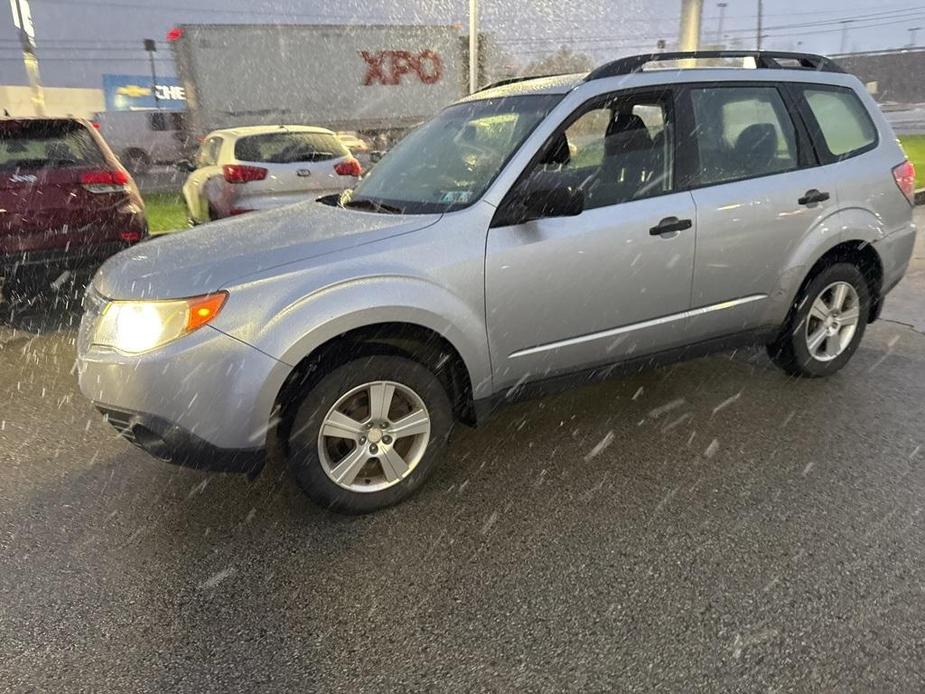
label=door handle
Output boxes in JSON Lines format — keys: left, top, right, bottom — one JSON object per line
{"left": 649, "top": 216, "right": 692, "bottom": 236}
{"left": 798, "top": 189, "right": 830, "bottom": 205}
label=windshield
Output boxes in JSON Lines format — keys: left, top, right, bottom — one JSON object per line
{"left": 345, "top": 94, "right": 562, "bottom": 214}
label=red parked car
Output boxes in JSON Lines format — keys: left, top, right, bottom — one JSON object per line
{"left": 0, "top": 117, "right": 147, "bottom": 302}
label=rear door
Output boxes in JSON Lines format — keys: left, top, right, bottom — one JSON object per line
{"left": 0, "top": 120, "right": 127, "bottom": 254}
{"left": 679, "top": 82, "right": 837, "bottom": 338}
{"left": 233, "top": 130, "right": 358, "bottom": 205}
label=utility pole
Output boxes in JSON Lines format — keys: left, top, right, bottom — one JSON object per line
{"left": 678, "top": 0, "right": 704, "bottom": 51}
{"left": 10, "top": 0, "right": 45, "bottom": 116}
{"left": 756, "top": 0, "right": 764, "bottom": 50}
{"left": 716, "top": 2, "right": 728, "bottom": 47}
{"left": 143, "top": 39, "right": 161, "bottom": 109}
{"left": 468, "top": 0, "right": 478, "bottom": 94}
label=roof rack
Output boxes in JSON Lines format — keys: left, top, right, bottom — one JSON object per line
{"left": 585, "top": 50, "right": 844, "bottom": 81}
{"left": 476, "top": 73, "right": 568, "bottom": 93}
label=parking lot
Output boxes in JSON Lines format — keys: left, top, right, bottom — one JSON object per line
{"left": 1, "top": 209, "right": 923, "bottom": 691}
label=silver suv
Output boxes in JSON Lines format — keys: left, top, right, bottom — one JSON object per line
{"left": 77, "top": 51, "right": 918, "bottom": 513}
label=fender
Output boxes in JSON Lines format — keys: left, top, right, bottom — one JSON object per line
{"left": 769, "top": 205, "right": 887, "bottom": 322}
{"left": 224, "top": 273, "right": 493, "bottom": 437}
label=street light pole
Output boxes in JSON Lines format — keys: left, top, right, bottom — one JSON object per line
{"left": 10, "top": 0, "right": 45, "bottom": 116}
{"left": 468, "top": 0, "right": 478, "bottom": 94}
{"left": 143, "top": 38, "right": 161, "bottom": 110}
{"left": 716, "top": 2, "right": 728, "bottom": 47}
{"left": 678, "top": 0, "right": 704, "bottom": 51}
{"left": 839, "top": 20, "right": 853, "bottom": 54}
{"left": 756, "top": 0, "right": 764, "bottom": 50}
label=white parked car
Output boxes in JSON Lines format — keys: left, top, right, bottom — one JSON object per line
{"left": 178, "top": 125, "right": 362, "bottom": 224}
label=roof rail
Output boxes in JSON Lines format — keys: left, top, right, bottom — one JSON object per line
{"left": 585, "top": 51, "right": 844, "bottom": 81}
{"left": 476, "top": 73, "right": 568, "bottom": 93}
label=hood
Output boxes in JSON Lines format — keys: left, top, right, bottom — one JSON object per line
{"left": 93, "top": 200, "right": 441, "bottom": 300}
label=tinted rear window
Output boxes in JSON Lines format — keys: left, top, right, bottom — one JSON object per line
{"left": 234, "top": 132, "right": 349, "bottom": 163}
{"left": 0, "top": 120, "right": 105, "bottom": 170}
{"left": 801, "top": 86, "right": 877, "bottom": 160}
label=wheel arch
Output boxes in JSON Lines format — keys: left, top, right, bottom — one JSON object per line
{"left": 269, "top": 321, "right": 479, "bottom": 458}
{"left": 781, "top": 206, "right": 888, "bottom": 325}
{"left": 791, "top": 239, "right": 884, "bottom": 324}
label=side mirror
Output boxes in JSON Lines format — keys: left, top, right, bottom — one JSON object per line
{"left": 174, "top": 159, "right": 196, "bottom": 173}
{"left": 495, "top": 183, "right": 584, "bottom": 227}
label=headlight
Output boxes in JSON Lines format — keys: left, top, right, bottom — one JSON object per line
{"left": 92, "top": 292, "right": 228, "bottom": 354}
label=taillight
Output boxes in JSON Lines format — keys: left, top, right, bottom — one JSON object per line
{"left": 223, "top": 164, "right": 267, "bottom": 183}
{"left": 334, "top": 158, "right": 363, "bottom": 177}
{"left": 91, "top": 121, "right": 101, "bottom": 130}
{"left": 81, "top": 169, "right": 130, "bottom": 194}
{"left": 120, "top": 230, "right": 143, "bottom": 243}
{"left": 892, "top": 160, "right": 916, "bottom": 205}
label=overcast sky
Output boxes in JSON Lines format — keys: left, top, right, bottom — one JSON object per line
{"left": 2, "top": 0, "right": 923, "bottom": 88}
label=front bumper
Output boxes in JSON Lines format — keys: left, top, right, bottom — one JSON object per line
{"left": 78, "top": 303, "right": 290, "bottom": 457}
{"left": 97, "top": 405, "right": 264, "bottom": 474}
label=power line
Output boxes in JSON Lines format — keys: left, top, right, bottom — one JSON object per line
{"left": 499, "top": 7, "right": 925, "bottom": 44}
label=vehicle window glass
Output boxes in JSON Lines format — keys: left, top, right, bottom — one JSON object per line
{"left": 149, "top": 112, "right": 167, "bottom": 131}
{"left": 208, "top": 138, "right": 223, "bottom": 165}
{"left": 689, "top": 86, "right": 798, "bottom": 186}
{"left": 195, "top": 137, "right": 220, "bottom": 167}
{"left": 802, "top": 87, "right": 877, "bottom": 158}
{"left": 530, "top": 92, "right": 673, "bottom": 210}
{"left": 0, "top": 120, "right": 105, "bottom": 170}
{"left": 235, "top": 132, "right": 349, "bottom": 163}
{"left": 348, "top": 94, "right": 562, "bottom": 213}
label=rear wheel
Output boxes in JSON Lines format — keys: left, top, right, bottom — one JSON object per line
{"left": 287, "top": 355, "right": 453, "bottom": 513}
{"left": 122, "top": 148, "right": 150, "bottom": 175}
{"left": 768, "top": 263, "right": 870, "bottom": 377}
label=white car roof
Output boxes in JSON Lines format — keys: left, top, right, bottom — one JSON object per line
{"left": 210, "top": 124, "right": 335, "bottom": 139}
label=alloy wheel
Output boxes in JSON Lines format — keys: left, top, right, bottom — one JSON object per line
{"left": 317, "top": 381, "right": 431, "bottom": 493}
{"left": 804, "top": 281, "right": 861, "bottom": 362}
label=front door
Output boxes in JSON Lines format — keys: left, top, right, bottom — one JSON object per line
{"left": 486, "top": 88, "right": 697, "bottom": 390}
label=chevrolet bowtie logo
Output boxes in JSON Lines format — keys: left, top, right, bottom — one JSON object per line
{"left": 116, "top": 84, "right": 151, "bottom": 98}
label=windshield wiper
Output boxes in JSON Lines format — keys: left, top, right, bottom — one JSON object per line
{"left": 342, "top": 197, "right": 403, "bottom": 214}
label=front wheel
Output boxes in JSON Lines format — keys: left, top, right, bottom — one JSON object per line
{"left": 768, "top": 262, "right": 870, "bottom": 377}
{"left": 287, "top": 355, "right": 454, "bottom": 513}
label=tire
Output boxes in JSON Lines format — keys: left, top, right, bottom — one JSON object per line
{"left": 287, "top": 355, "right": 454, "bottom": 514}
{"left": 767, "top": 262, "right": 871, "bottom": 378}
{"left": 122, "top": 149, "right": 150, "bottom": 175}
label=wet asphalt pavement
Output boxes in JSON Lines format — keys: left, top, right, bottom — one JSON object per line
{"left": 1, "top": 211, "right": 924, "bottom": 692}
